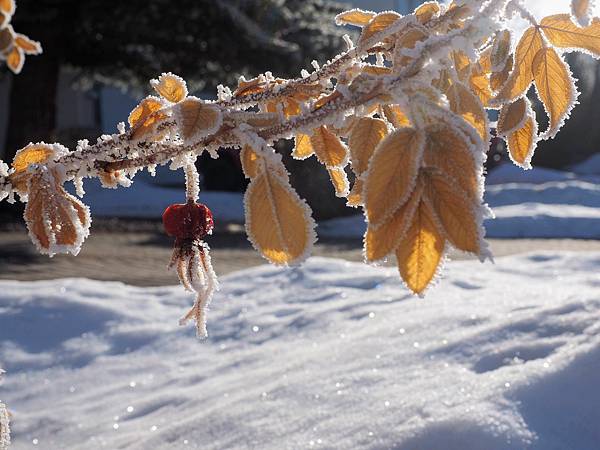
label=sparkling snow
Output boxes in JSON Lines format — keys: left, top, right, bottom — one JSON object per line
{"left": 1, "top": 253, "right": 600, "bottom": 449}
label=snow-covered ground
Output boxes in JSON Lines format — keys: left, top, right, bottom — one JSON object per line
{"left": 1, "top": 253, "right": 600, "bottom": 449}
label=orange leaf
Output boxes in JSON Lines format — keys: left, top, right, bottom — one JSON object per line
{"left": 393, "top": 26, "right": 429, "bottom": 69}
{"left": 9, "top": 143, "right": 67, "bottom": 194}
{"left": 348, "top": 117, "right": 388, "bottom": 175}
{"left": 327, "top": 167, "right": 350, "bottom": 198}
{"left": 495, "top": 27, "right": 544, "bottom": 102}
{"left": 532, "top": 47, "right": 576, "bottom": 138}
{"left": 507, "top": 111, "right": 538, "bottom": 169}
{"left": 335, "top": 9, "right": 375, "bottom": 27}
{"left": 415, "top": 2, "right": 440, "bottom": 24}
{"left": 424, "top": 171, "right": 481, "bottom": 255}
{"left": 347, "top": 177, "right": 364, "bottom": 208}
{"left": 540, "top": 14, "right": 600, "bottom": 56}
{"left": 395, "top": 199, "right": 445, "bottom": 295}
{"left": 245, "top": 171, "right": 315, "bottom": 265}
{"left": 358, "top": 11, "right": 401, "bottom": 47}
{"left": 310, "top": 126, "right": 348, "bottom": 168}
{"left": 5, "top": 45, "right": 23, "bottom": 74}
{"left": 446, "top": 82, "right": 489, "bottom": 141}
{"left": 490, "top": 30, "right": 512, "bottom": 71}
{"left": 497, "top": 97, "right": 528, "bottom": 137}
{"left": 0, "top": 0, "right": 14, "bottom": 15}
{"left": 382, "top": 104, "right": 411, "bottom": 128}
{"left": 151, "top": 73, "right": 188, "bottom": 103}
{"left": 24, "top": 168, "right": 91, "bottom": 256}
{"left": 14, "top": 34, "right": 42, "bottom": 55}
{"left": 365, "top": 181, "right": 423, "bottom": 262}
{"left": 293, "top": 134, "right": 314, "bottom": 160}
{"left": 128, "top": 97, "right": 168, "bottom": 140}
{"left": 490, "top": 55, "right": 513, "bottom": 91}
{"left": 173, "top": 97, "right": 223, "bottom": 145}
{"left": 364, "top": 128, "right": 425, "bottom": 226}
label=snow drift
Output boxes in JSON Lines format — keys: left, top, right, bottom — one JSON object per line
{"left": 1, "top": 253, "right": 600, "bottom": 449}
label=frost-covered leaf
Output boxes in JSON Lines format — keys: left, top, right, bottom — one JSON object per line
{"left": 358, "top": 11, "right": 401, "bottom": 48}
{"left": 469, "top": 64, "right": 493, "bottom": 106}
{"left": 424, "top": 171, "right": 481, "bottom": 255}
{"left": 9, "top": 142, "right": 68, "bottom": 194}
{"left": 452, "top": 51, "right": 472, "bottom": 82}
{"left": 173, "top": 97, "right": 222, "bottom": 145}
{"left": 310, "top": 126, "right": 348, "bottom": 168}
{"left": 423, "top": 123, "right": 479, "bottom": 201}
{"left": 0, "top": 26, "right": 14, "bottom": 53}
{"left": 347, "top": 177, "right": 364, "bottom": 207}
{"left": 571, "top": 0, "right": 595, "bottom": 27}
{"left": 365, "top": 182, "right": 422, "bottom": 262}
{"left": 446, "top": 82, "right": 489, "bottom": 141}
{"left": 382, "top": 105, "right": 411, "bottom": 128}
{"left": 5, "top": 45, "right": 22, "bottom": 74}
{"left": 348, "top": 117, "right": 388, "bottom": 175}
{"left": 292, "top": 134, "right": 314, "bottom": 160}
{"left": 395, "top": 199, "right": 445, "bottom": 295}
{"left": 507, "top": 106, "right": 538, "bottom": 169}
{"left": 540, "top": 14, "right": 600, "bottom": 56}
{"left": 335, "top": 9, "right": 375, "bottom": 27}
{"left": 128, "top": 96, "right": 168, "bottom": 141}
{"left": 14, "top": 34, "right": 42, "bottom": 55}
{"left": 245, "top": 170, "right": 315, "bottom": 265}
{"left": 495, "top": 27, "right": 544, "bottom": 102}
{"left": 0, "top": 0, "right": 14, "bottom": 15}
{"left": 532, "top": 47, "right": 577, "bottom": 138}
{"left": 24, "top": 167, "right": 91, "bottom": 257}
{"left": 415, "top": 2, "right": 440, "bottom": 24}
{"left": 328, "top": 167, "right": 350, "bottom": 198}
{"left": 497, "top": 97, "right": 528, "bottom": 137}
{"left": 240, "top": 145, "right": 261, "bottom": 179}
{"left": 364, "top": 128, "right": 425, "bottom": 226}
{"left": 151, "top": 73, "right": 188, "bottom": 104}
{"left": 490, "top": 30, "right": 512, "bottom": 71}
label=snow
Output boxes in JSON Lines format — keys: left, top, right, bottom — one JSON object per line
{"left": 1, "top": 253, "right": 600, "bottom": 449}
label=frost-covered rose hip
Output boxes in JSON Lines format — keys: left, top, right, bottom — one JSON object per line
{"left": 162, "top": 200, "right": 214, "bottom": 241}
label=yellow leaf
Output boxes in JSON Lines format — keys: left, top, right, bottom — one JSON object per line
{"left": 423, "top": 124, "right": 479, "bottom": 201}
{"left": 128, "top": 97, "right": 168, "bottom": 140}
{"left": 358, "top": 11, "right": 401, "bottom": 47}
{"left": 335, "top": 9, "right": 375, "bottom": 27}
{"left": 532, "top": 47, "right": 576, "bottom": 138}
{"left": 293, "top": 133, "right": 314, "bottom": 160}
{"left": 14, "top": 33, "right": 42, "bottom": 55}
{"left": 470, "top": 65, "right": 493, "bottom": 106}
{"left": 347, "top": 177, "right": 364, "bottom": 208}
{"left": 507, "top": 114, "right": 538, "bottom": 169}
{"left": 151, "top": 73, "right": 188, "bottom": 103}
{"left": 6, "top": 45, "right": 23, "bottom": 74}
{"left": 234, "top": 77, "right": 267, "bottom": 97}
{"left": 446, "top": 82, "right": 489, "bottom": 141}
{"left": 490, "top": 30, "right": 512, "bottom": 71}
{"left": 0, "top": 0, "right": 14, "bottom": 15}
{"left": 174, "top": 97, "right": 223, "bottom": 145}
{"left": 382, "top": 104, "right": 412, "bottom": 128}
{"left": 395, "top": 200, "right": 445, "bottom": 295}
{"left": 424, "top": 171, "right": 481, "bottom": 255}
{"left": 245, "top": 172, "right": 315, "bottom": 265}
{"left": 9, "top": 143, "right": 67, "bottom": 194}
{"left": 452, "top": 51, "right": 472, "bottom": 82}
{"left": 364, "top": 128, "right": 425, "bottom": 226}
{"left": 327, "top": 167, "right": 350, "bottom": 198}
{"left": 540, "top": 14, "right": 600, "bottom": 56}
{"left": 24, "top": 168, "right": 91, "bottom": 257}
{"left": 240, "top": 145, "right": 261, "bottom": 179}
{"left": 497, "top": 97, "right": 528, "bottom": 136}
{"left": 365, "top": 182, "right": 423, "bottom": 262}
{"left": 571, "top": 0, "right": 593, "bottom": 26}
{"left": 478, "top": 47, "right": 493, "bottom": 73}
{"left": 348, "top": 117, "right": 388, "bottom": 175}
{"left": 415, "top": 2, "right": 440, "bottom": 24}
{"left": 310, "top": 126, "right": 348, "bottom": 168}
{"left": 495, "top": 27, "right": 544, "bottom": 102}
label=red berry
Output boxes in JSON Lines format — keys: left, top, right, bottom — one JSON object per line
{"left": 162, "top": 201, "right": 214, "bottom": 240}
